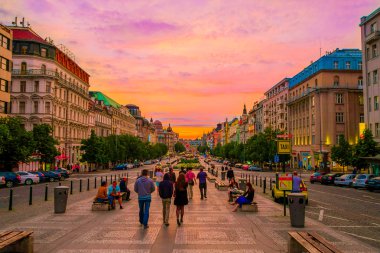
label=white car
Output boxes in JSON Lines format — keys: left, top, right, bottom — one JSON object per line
{"left": 16, "top": 171, "right": 40, "bottom": 185}
{"left": 0, "top": 176, "right": 5, "bottom": 186}
{"left": 352, "top": 174, "right": 375, "bottom": 188}
{"left": 334, "top": 174, "right": 356, "bottom": 187}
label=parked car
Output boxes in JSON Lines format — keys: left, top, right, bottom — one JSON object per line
{"left": 235, "top": 163, "right": 242, "bottom": 168}
{"left": 223, "top": 160, "right": 229, "bottom": 165}
{"left": 29, "top": 171, "right": 46, "bottom": 182}
{"left": 242, "top": 164, "right": 249, "bottom": 170}
{"left": 40, "top": 171, "right": 61, "bottom": 182}
{"left": 309, "top": 172, "right": 327, "bottom": 184}
{"left": 321, "top": 173, "right": 344, "bottom": 185}
{"left": 16, "top": 171, "right": 40, "bottom": 185}
{"left": 248, "top": 165, "right": 263, "bottom": 171}
{"left": 144, "top": 160, "right": 152, "bottom": 165}
{"left": 126, "top": 164, "right": 134, "bottom": 169}
{"left": 353, "top": 174, "right": 375, "bottom": 188}
{"left": 0, "top": 176, "right": 5, "bottom": 186}
{"left": 0, "top": 172, "right": 22, "bottom": 188}
{"left": 334, "top": 174, "right": 356, "bottom": 187}
{"left": 272, "top": 179, "right": 308, "bottom": 204}
{"left": 54, "top": 168, "right": 70, "bottom": 179}
{"left": 366, "top": 177, "right": 380, "bottom": 192}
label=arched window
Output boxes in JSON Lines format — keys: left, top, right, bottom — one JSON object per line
{"left": 41, "top": 64, "right": 46, "bottom": 74}
{"left": 21, "top": 62, "right": 27, "bottom": 74}
{"left": 333, "top": 76, "right": 340, "bottom": 87}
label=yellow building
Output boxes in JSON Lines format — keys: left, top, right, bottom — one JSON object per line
{"left": 0, "top": 24, "right": 12, "bottom": 117}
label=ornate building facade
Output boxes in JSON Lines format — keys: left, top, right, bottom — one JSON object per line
{"left": 0, "top": 24, "right": 12, "bottom": 117}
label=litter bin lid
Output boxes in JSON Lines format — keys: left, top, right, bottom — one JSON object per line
{"left": 288, "top": 193, "right": 305, "bottom": 197}
{"left": 54, "top": 186, "right": 69, "bottom": 189}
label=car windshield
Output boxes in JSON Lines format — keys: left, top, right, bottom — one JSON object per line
{"left": 312, "top": 173, "right": 320, "bottom": 176}
{"left": 357, "top": 175, "right": 366, "bottom": 179}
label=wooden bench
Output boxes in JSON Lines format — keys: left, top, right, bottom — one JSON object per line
{"left": 215, "top": 180, "right": 228, "bottom": 191}
{"left": 92, "top": 192, "right": 126, "bottom": 211}
{"left": 0, "top": 231, "right": 33, "bottom": 253}
{"left": 207, "top": 176, "right": 216, "bottom": 183}
{"left": 240, "top": 202, "right": 258, "bottom": 212}
{"left": 288, "top": 231, "right": 343, "bottom": 253}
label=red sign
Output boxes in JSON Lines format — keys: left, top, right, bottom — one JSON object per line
{"left": 277, "top": 134, "right": 293, "bottom": 139}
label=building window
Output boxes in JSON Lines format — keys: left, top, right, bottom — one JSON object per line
{"left": 373, "top": 70, "right": 378, "bottom": 84}
{"left": 311, "top": 135, "right": 315, "bottom": 144}
{"left": 368, "top": 97, "right": 372, "bottom": 112}
{"left": 368, "top": 72, "right": 371, "bottom": 86}
{"left": 345, "top": 61, "right": 351, "bottom": 69}
{"left": 358, "top": 77, "right": 363, "bottom": 88}
{"left": 0, "top": 79, "right": 8, "bottom": 92}
{"left": 45, "top": 102, "right": 51, "bottom": 114}
{"left": 336, "top": 93, "right": 344, "bottom": 104}
{"left": 34, "top": 101, "right": 38, "bottom": 113}
{"left": 0, "top": 101, "right": 7, "bottom": 114}
{"left": 19, "top": 101, "right": 25, "bottom": 113}
{"left": 21, "top": 45, "right": 28, "bottom": 54}
{"left": 21, "top": 62, "right": 27, "bottom": 74}
{"left": 34, "top": 81, "right": 39, "bottom": 92}
{"left": 358, "top": 61, "right": 362, "bottom": 70}
{"left": 41, "top": 64, "right": 46, "bottom": 74}
{"left": 46, "top": 82, "right": 51, "bottom": 93}
{"left": 370, "top": 22, "right": 377, "bottom": 33}
{"left": 336, "top": 112, "right": 344, "bottom": 123}
{"left": 311, "top": 96, "right": 315, "bottom": 106}
{"left": 372, "top": 44, "right": 378, "bottom": 58}
{"left": 360, "top": 113, "right": 364, "bottom": 123}
{"left": 333, "top": 61, "right": 338, "bottom": 69}
{"left": 41, "top": 48, "right": 47, "bottom": 57}
{"left": 0, "top": 57, "right": 9, "bottom": 71}
{"left": 375, "top": 123, "right": 380, "bottom": 137}
{"left": 0, "top": 34, "right": 10, "bottom": 50}
{"left": 20, "top": 81, "right": 26, "bottom": 92}
{"left": 333, "top": 76, "right": 339, "bottom": 86}
{"left": 375, "top": 96, "right": 379, "bottom": 110}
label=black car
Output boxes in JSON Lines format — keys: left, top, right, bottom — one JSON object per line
{"left": 29, "top": 171, "right": 45, "bottom": 182}
{"left": 0, "top": 171, "right": 22, "bottom": 188}
{"left": 366, "top": 177, "right": 380, "bottom": 192}
{"left": 54, "top": 168, "right": 70, "bottom": 179}
{"left": 321, "top": 173, "right": 344, "bottom": 185}
{"left": 40, "top": 171, "right": 61, "bottom": 182}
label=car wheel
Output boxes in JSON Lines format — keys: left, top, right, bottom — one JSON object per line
{"left": 6, "top": 181, "right": 13, "bottom": 188}
{"left": 49, "top": 178, "right": 54, "bottom": 182}
{"left": 348, "top": 183, "right": 353, "bottom": 187}
{"left": 25, "top": 179, "right": 32, "bottom": 185}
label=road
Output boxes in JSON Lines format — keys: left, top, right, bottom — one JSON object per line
{"left": 208, "top": 161, "right": 380, "bottom": 249}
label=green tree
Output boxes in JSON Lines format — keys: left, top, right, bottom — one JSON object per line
{"left": 0, "top": 117, "right": 34, "bottom": 170}
{"left": 174, "top": 142, "right": 186, "bottom": 153}
{"left": 331, "top": 134, "right": 352, "bottom": 171}
{"left": 352, "top": 129, "right": 379, "bottom": 170}
{"left": 81, "top": 130, "right": 108, "bottom": 169}
{"left": 32, "top": 124, "right": 59, "bottom": 165}
{"left": 197, "top": 145, "right": 210, "bottom": 154}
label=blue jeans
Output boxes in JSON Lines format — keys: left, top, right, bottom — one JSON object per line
{"left": 138, "top": 199, "right": 151, "bottom": 226}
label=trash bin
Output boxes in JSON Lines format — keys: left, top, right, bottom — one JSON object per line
{"left": 54, "top": 186, "right": 69, "bottom": 213}
{"left": 288, "top": 193, "right": 306, "bottom": 228}
{"left": 149, "top": 170, "right": 154, "bottom": 178}
{"left": 238, "top": 179, "right": 247, "bottom": 191}
{"left": 221, "top": 171, "right": 226, "bottom": 180}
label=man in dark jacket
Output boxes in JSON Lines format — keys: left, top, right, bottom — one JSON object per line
{"left": 165, "top": 167, "right": 176, "bottom": 184}
{"left": 159, "top": 173, "right": 174, "bottom": 226}
{"left": 227, "top": 167, "right": 235, "bottom": 183}
{"left": 119, "top": 177, "right": 131, "bottom": 201}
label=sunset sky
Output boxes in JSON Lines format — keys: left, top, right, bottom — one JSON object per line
{"left": 1, "top": 0, "right": 378, "bottom": 139}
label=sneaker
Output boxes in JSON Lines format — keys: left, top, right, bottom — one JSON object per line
{"left": 120, "top": 206, "right": 123, "bottom": 209}
{"left": 165, "top": 223, "right": 169, "bottom": 226}
{"left": 144, "top": 225, "right": 149, "bottom": 229}
{"left": 177, "top": 219, "right": 181, "bottom": 226}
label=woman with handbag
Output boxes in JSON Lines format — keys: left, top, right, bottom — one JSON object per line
{"left": 185, "top": 167, "right": 196, "bottom": 199}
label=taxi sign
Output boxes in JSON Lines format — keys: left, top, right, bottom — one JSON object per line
{"left": 277, "top": 140, "right": 291, "bottom": 154}
{"left": 276, "top": 173, "right": 293, "bottom": 191}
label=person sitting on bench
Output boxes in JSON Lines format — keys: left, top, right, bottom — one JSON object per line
{"left": 95, "top": 181, "right": 109, "bottom": 203}
{"left": 228, "top": 178, "right": 239, "bottom": 201}
{"left": 108, "top": 180, "right": 123, "bottom": 209}
{"left": 119, "top": 177, "right": 131, "bottom": 201}
{"left": 231, "top": 182, "right": 254, "bottom": 212}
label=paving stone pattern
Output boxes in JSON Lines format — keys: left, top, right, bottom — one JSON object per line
{"left": 1, "top": 172, "right": 378, "bottom": 253}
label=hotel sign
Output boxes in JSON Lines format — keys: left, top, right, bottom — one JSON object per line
{"left": 277, "top": 140, "right": 291, "bottom": 154}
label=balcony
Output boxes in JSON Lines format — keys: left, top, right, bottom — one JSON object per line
{"left": 366, "top": 31, "right": 380, "bottom": 44}
{"left": 12, "top": 69, "right": 57, "bottom": 78}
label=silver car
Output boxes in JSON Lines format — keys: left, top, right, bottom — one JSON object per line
{"left": 352, "top": 174, "right": 375, "bottom": 188}
{"left": 334, "top": 174, "right": 356, "bottom": 187}
{"left": 16, "top": 171, "right": 40, "bottom": 185}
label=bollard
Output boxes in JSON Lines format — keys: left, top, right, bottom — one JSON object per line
{"left": 106, "top": 176, "right": 108, "bottom": 182}
{"left": 127, "top": 172, "right": 129, "bottom": 179}
{"left": 45, "top": 184, "right": 48, "bottom": 201}
{"left": 245, "top": 174, "right": 247, "bottom": 180}
{"left": 249, "top": 175, "right": 251, "bottom": 183}
{"left": 87, "top": 178, "right": 90, "bottom": 191}
{"left": 95, "top": 177, "right": 97, "bottom": 189}
{"left": 260, "top": 177, "right": 262, "bottom": 187}
{"left": 241, "top": 172, "right": 242, "bottom": 178}
{"left": 256, "top": 176, "right": 258, "bottom": 186}
{"left": 9, "top": 189, "right": 13, "bottom": 211}
{"left": 29, "top": 186, "right": 33, "bottom": 205}
{"left": 270, "top": 178, "right": 272, "bottom": 190}
{"left": 263, "top": 178, "right": 266, "bottom": 193}
{"left": 70, "top": 181, "right": 73, "bottom": 194}
{"left": 80, "top": 179, "right": 82, "bottom": 192}
{"left": 111, "top": 175, "right": 113, "bottom": 182}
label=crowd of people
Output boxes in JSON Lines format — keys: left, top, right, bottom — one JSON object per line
{"left": 94, "top": 165, "right": 256, "bottom": 229}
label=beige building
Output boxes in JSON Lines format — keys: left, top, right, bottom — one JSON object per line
{"left": 0, "top": 24, "right": 12, "bottom": 117}
{"left": 153, "top": 120, "right": 179, "bottom": 152}
{"left": 361, "top": 8, "right": 380, "bottom": 143}
{"left": 251, "top": 99, "right": 265, "bottom": 135}
{"left": 288, "top": 49, "right": 363, "bottom": 169}
{"left": 9, "top": 25, "right": 90, "bottom": 165}
{"left": 263, "top": 78, "right": 289, "bottom": 132}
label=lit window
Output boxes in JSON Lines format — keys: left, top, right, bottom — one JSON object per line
{"left": 0, "top": 101, "right": 7, "bottom": 114}
{"left": 336, "top": 112, "right": 344, "bottom": 123}
{"left": 0, "top": 79, "right": 8, "bottom": 92}
{"left": 358, "top": 77, "right": 363, "bottom": 88}
{"left": 0, "top": 57, "right": 9, "bottom": 71}
{"left": 359, "top": 95, "right": 364, "bottom": 105}
{"left": 360, "top": 113, "right": 364, "bottom": 123}
{"left": 21, "top": 45, "right": 28, "bottom": 54}
{"left": 336, "top": 93, "right": 344, "bottom": 104}
{"left": 333, "top": 76, "right": 339, "bottom": 86}
{"left": 372, "top": 44, "right": 378, "bottom": 58}
{"left": 19, "top": 101, "right": 25, "bottom": 113}
{"left": 333, "top": 61, "right": 338, "bottom": 69}
{"left": 358, "top": 61, "right": 362, "bottom": 70}
{"left": 41, "top": 48, "right": 47, "bottom": 57}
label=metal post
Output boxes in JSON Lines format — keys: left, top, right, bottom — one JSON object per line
{"left": 256, "top": 176, "right": 258, "bottom": 186}
{"left": 260, "top": 177, "right": 262, "bottom": 187}
{"left": 94, "top": 177, "right": 97, "bottom": 189}
{"left": 127, "top": 172, "right": 129, "bottom": 179}
{"left": 29, "top": 186, "right": 33, "bottom": 205}
{"left": 59, "top": 182, "right": 61, "bottom": 186}
{"left": 87, "top": 178, "right": 90, "bottom": 191}
{"left": 270, "top": 178, "right": 272, "bottom": 190}
{"left": 263, "top": 178, "right": 266, "bottom": 193}
{"left": 249, "top": 175, "right": 251, "bottom": 183}
{"left": 8, "top": 189, "right": 13, "bottom": 211}
{"left": 80, "top": 179, "right": 82, "bottom": 192}
{"left": 70, "top": 180, "right": 73, "bottom": 194}
{"left": 111, "top": 175, "right": 113, "bottom": 182}
{"left": 106, "top": 176, "right": 108, "bottom": 182}
{"left": 283, "top": 191, "right": 286, "bottom": 216}
{"left": 101, "top": 176, "right": 103, "bottom": 183}
{"left": 45, "top": 184, "right": 48, "bottom": 201}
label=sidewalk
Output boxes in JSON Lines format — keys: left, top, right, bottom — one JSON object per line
{"left": 1, "top": 172, "right": 377, "bottom": 253}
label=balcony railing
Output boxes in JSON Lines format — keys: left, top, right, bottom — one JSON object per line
{"left": 366, "top": 31, "right": 380, "bottom": 44}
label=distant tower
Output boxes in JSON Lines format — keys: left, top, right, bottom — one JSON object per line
{"left": 243, "top": 104, "right": 247, "bottom": 115}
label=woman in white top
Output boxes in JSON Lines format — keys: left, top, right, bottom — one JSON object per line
{"left": 155, "top": 168, "right": 164, "bottom": 194}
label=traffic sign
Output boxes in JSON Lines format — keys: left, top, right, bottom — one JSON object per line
{"left": 274, "top": 154, "right": 279, "bottom": 163}
{"left": 277, "top": 173, "right": 293, "bottom": 191}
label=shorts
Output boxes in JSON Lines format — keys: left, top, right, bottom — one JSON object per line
{"left": 156, "top": 182, "right": 160, "bottom": 187}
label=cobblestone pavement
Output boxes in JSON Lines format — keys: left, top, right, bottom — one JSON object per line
{"left": 1, "top": 170, "right": 378, "bottom": 253}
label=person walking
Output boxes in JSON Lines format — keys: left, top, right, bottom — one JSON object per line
{"left": 134, "top": 169, "right": 155, "bottom": 229}
{"left": 159, "top": 173, "right": 173, "bottom": 226}
{"left": 165, "top": 167, "right": 176, "bottom": 184}
{"left": 155, "top": 168, "right": 164, "bottom": 195}
{"left": 197, "top": 167, "right": 208, "bottom": 200}
{"left": 174, "top": 173, "right": 188, "bottom": 226}
{"left": 227, "top": 167, "right": 235, "bottom": 183}
{"left": 185, "top": 167, "right": 196, "bottom": 199}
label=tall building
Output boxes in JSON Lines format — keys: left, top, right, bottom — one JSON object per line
{"left": 152, "top": 120, "right": 179, "bottom": 152}
{"left": 0, "top": 24, "right": 12, "bottom": 117}
{"left": 288, "top": 49, "right": 364, "bottom": 169}
{"left": 9, "top": 25, "right": 90, "bottom": 165}
{"left": 360, "top": 8, "right": 380, "bottom": 143}
{"left": 126, "top": 104, "right": 155, "bottom": 143}
{"left": 252, "top": 100, "right": 265, "bottom": 134}
{"left": 263, "top": 78, "right": 289, "bottom": 132}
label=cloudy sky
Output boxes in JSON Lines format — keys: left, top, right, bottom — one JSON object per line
{"left": 1, "top": 0, "right": 378, "bottom": 138}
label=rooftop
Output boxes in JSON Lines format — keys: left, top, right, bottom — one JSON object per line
{"left": 360, "top": 7, "right": 380, "bottom": 26}
{"left": 89, "top": 91, "right": 121, "bottom": 108}
{"left": 10, "top": 26, "right": 50, "bottom": 45}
